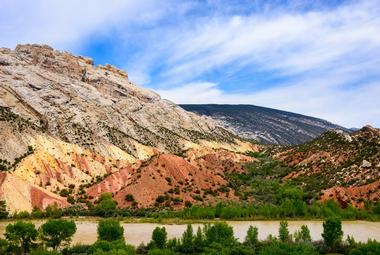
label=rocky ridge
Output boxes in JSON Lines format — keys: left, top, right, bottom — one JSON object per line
{"left": 0, "top": 44, "right": 255, "bottom": 212}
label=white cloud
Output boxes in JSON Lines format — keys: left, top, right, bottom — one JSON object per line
{"left": 151, "top": 0, "right": 380, "bottom": 127}
{"left": 157, "top": 0, "right": 380, "bottom": 83}
{"left": 0, "top": 0, "right": 164, "bottom": 50}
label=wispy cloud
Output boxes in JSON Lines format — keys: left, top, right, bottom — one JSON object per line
{"left": 149, "top": 0, "right": 380, "bottom": 127}
{"left": 0, "top": 0, "right": 166, "bottom": 50}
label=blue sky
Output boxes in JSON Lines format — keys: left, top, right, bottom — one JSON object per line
{"left": 1, "top": 0, "right": 380, "bottom": 128}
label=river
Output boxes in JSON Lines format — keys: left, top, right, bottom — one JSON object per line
{"left": 0, "top": 220, "right": 379, "bottom": 246}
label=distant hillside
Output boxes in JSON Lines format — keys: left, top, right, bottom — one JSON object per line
{"left": 180, "top": 104, "right": 348, "bottom": 145}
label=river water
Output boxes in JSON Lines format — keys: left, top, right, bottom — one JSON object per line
{"left": 0, "top": 220, "right": 379, "bottom": 246}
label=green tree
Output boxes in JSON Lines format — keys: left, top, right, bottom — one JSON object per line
{"left": 193, "top": 227, "right": 204, "bottom": 251}
{"left": 31, "top": 207, "right": 44, "bottom": 218}
{"left": 97, "top": 219, "right": 124, "bottom": 242}
{"left": 150, "top": 227, "right": 167, "bottom": 249}
{"left": 294, "top": 225, "right": 311, "bottom": 243}
{"left": 0, "top": 239, "right": 8, "bottom": 254}
{"left": 322, "top": 217, "right": 343, "bottom": 251}
{"left": 279, "top": 221, "right": 290, "bottom": 242}
{"left": 5, "top": 221, "right": 38, "bottom": 255}
{"left": 96, "top": 193, "right": 118, "bottom": 217}
{"left": 125, "top": 194, "right": 135, "bottom": 202}
{"left": 245, "top": 226, "right": 259, "bottom": 248}
{"left": 39, "top": 219, "right": 76, "bottom": 251}
{"left": 45, "top": 204, "right": 62, "bottom": 219}
{"left": 180, "top": 224, "right": 194, "bottom": 253}
{"left": 204, "top": 222, "right": 235, "bottom": 245}
{"left": 0, "top": 200, "right": 8, "bottom": 219}
{"left": 13, "top": 211, "right": 30, "bottom": 219}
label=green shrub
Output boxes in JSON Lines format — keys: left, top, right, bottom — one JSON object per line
{"left": 259, "top": 242, "right": 318, "bottom": 255}
{"left": 349, "top": 240, "right": 380, "bottom": 255}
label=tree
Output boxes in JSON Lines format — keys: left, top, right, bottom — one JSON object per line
{"left": 245, "top": 226, "right": 259, "bottom": 248}
{"left": 0, "top": 200, "right": 8, "bottom": 219}
{"left": 180, "top": 224, "right": 194, "bottom": 253}
{"left": 0, "top": 239, "right": 8, "bottom": 254}
{"left": 294, "top": 225, "right": 311, "bottom": 243}
{"left": 125, "top": 194, "right": 135, "bottom": 202}
{"left": 204, "top": 222, "right": 235, "bottom": 245}
{"left": 45, "top": 204, "right": 62, "bottom": 219}
{"left": 193, "top": 227, "right": 204, "bottom": 251}
{"left": 97, "top": 219, "right": 124, "bottom": 242}
{"left": 279, "top": 221, "right": 290, "bottom": 242}
{"left": 39, "top": 219, "right": 76, "bottom": 251}
{"left": 31, "top": 207, "right": 44, "bottom": 219}
{"left": 95, "top": 193, "right": 118, "bottom": 217}
{"left": 5, "top": 221, "right": 38, "bottom": 254}
{"left": 322, "top": 217, "right": 343, "bottom": 251}
{"left": 150, "top": 227, "right": 167, "bottom": 249}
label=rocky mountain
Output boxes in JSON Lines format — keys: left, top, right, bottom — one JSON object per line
{"left": 0, "top": 44, "right": 377, "bottom": 214}
{"left": 180, "top": 104, "right": 347, "bottom": 145}
{"left": 0, "top": 44, "right": 255, "bottom": 212}
{"left": 272, "top": 125, "right": 380, "bottom": 208}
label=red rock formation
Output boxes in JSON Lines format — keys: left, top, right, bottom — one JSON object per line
{"left": 88, "top": 150, "right": 252, "bottom": 208}
{"left": 321, "top": 180, "right": 380, "bottom": 208}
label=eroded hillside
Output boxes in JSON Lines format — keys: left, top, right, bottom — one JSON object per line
{"left": 0, "top": 44, "right": 256, "bottom": 212}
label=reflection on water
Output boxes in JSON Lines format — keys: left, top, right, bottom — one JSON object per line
{"left": 1, "top": 220, "right": 379, "bottom": 246}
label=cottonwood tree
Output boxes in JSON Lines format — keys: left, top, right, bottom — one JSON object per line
{"left": 150, "top": 227, "right": 167, "bottom": 249}
{"left": 39, "top": 219, "right": 77, "bottom": 251}
{"left": 322, "top": 217, "right": 343, "bottom": 251}
{"left": 97, "top": 219, "right": 124, "bottom": 242}
{"left": 5, "top": 221, "right": 38, "bottom": 255}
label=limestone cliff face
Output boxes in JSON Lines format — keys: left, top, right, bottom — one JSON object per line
{"left": 0, "top": 44, "right": 256, "bottom": 212}
{"left": 0, "top": 44, "right": 244, "bottom": 160}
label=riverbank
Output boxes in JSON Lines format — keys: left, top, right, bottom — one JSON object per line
{"left": 3, "top": 215, "right": 380, "bottom": 225}
{"left": 2, "top": 219, "right": 380, "bottom": 246}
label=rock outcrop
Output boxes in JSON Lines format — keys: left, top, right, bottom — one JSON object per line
{"left": 0, "top": 44, "right": 256, "bottom": 212}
